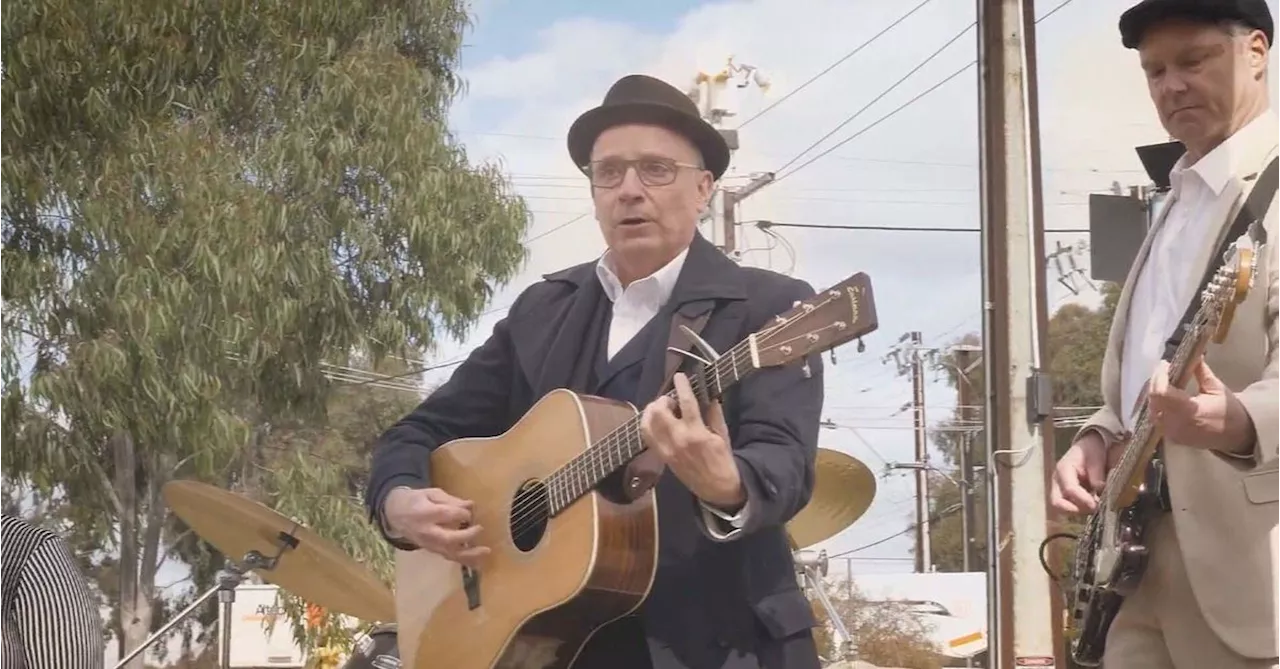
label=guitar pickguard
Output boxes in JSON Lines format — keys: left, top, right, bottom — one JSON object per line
{"left": 1068, "top": 460, "right": 1165, "bottom": 666}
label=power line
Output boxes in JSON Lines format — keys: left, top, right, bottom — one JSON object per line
{"left": 753, "top": 221, "right": 1089, "bottom": 234}
{"left": 736, "top": 0, "right": 940, "bottom": 129}
{"left": 764, "top": 0, "right": 1079, "bottom": 189}
{"left": 769, "top": 21, "right": 976, "bottom": 177}
{"left": 829, "top": 503, "right": 963, "bottom": 559}
{"left": 525, "top": 210, "right": 592, "bottom": 243}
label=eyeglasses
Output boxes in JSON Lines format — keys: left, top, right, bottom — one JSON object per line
{"left": 582, "top": 157, "right": 705, "bottom": 188}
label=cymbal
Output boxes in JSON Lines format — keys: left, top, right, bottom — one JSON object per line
{"left": 163, "top": 480, "right": 395, "bottom": 624}
{"left": 786, "top": 449, "right": 876, "bottom": 550}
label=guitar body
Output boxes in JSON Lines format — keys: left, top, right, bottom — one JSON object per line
{"left": 395, "top": 389, "right": 659, "bottom": 669}
{"left": 1069, "top": 460, "right": 1166, "bottom": 665}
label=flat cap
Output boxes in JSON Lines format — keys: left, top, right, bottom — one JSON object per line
{"left": 1119, "top": 0, "right": 1274, "bottom": 49}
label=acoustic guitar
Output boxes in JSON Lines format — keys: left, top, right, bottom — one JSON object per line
{"left": 393, "top": 272, "right": 879, "bottom": 669}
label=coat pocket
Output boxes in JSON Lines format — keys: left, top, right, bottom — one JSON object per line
{"left": 751, "top": 588, "right": 818, "bottom": 639}
{"left": 1242, "top": 469, "right": 1279, "bottom": 504}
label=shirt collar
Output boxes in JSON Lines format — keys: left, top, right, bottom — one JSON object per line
{"left": 595, "top": 247, "right": 689, "bottom": 305}
{"left": 1170, "top": 109, "right": 1278, "bottom": 197}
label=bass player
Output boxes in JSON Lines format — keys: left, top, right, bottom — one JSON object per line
{"left": 366, "top": 73, "right": 825, "bottom": 669}
{"left": 1050, "top": 1, "right": 1279, "bottom": 667}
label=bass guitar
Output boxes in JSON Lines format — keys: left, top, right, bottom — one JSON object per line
{"left": 393, "top": 272, "right": 879, "bottom": 669}
{"left": 1066, "top": 240, "right": 1257, "bottom": 665}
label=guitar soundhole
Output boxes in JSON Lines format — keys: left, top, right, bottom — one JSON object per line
{"left": 510, "top": 480, "right": 550, "bottom": 553}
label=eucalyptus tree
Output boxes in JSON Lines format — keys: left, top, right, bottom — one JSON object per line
{"left": 2, "top": 0, "right": 528, "bottom": 663}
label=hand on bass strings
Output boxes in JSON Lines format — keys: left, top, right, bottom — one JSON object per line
{"left": 383, "top": 487, "right": 490, "bottom": 567}
{"left": 1148, "top": 357, "right": 1255, "bottom": 455}
{"left": 1050, "top": 430, "right": 1122, "bottom": 514}
{"left": 639, "top": 372, "right": 746, "bottom": 511}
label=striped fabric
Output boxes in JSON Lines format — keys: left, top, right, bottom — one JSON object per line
{"left": 2, "top": 514, "right": 104, "bottom": 669}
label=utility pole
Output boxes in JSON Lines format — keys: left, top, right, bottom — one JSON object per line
{"left": 976, "top": 0, "right": 1060, "bottom": 667}
{"left": 909, "top": 331, "right": 932, "bottom": 574}
{"left": 952, "top": 345, "right": 982, "bottom": 574}
{"left": 888, "top": 331, "right": 932, "bottom": 573}
{"left": 686, "top": 58, "right": 772, "bottom": 256}
{"left": 722, "top": 175, "right": 775, "bottom": 257}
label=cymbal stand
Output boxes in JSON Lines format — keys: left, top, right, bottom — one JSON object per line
{"left": 114, "top": 546, "right": 287, "bottom": 669}
{"left": 794, "top": 550, "right": 854, "bottom": 661}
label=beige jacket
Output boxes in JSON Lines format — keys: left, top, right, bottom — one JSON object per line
{"left": 1080, "top": 116, "right": 1279, "bottom": 659}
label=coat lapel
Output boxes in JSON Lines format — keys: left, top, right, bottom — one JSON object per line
{"left": 633, "top": 234, "right": 748, "bottom": 404}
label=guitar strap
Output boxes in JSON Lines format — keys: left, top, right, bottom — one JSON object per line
{"left": 1166, "top": 156, "right": 1277, "bottom": 357}
{"left": 620, "top": 305, "right": 714, "bottom": 502}
{"left": 1152, "top": 157, "right": 1280, "bottom": 473}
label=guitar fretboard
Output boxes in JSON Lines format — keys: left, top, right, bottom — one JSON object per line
{"left": 541, "top": 337, "right": 758, "bottom": 514}
{"left": 1101, "top": 311, "right": 1210, "bottom": 506}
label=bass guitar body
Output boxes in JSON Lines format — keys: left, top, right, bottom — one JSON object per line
{"left": 394, "top": 389, "right": 659, "bottom": 669}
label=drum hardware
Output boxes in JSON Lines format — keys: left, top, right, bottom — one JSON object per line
{"left": 114, "top": 544, "right": 288, "bottom": 669}
{"left": 786, "top": 447, "right": 878, "bottom": 664}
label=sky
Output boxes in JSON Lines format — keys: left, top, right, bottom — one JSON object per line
{"left": 121, "top": 0, "right": 1280, "bottom": 660}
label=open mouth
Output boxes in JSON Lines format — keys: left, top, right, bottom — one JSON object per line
{"left": 619, "top": 217, "right": 649, "bottom": 226}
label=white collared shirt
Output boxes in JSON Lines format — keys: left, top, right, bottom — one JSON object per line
{"left": 1119, "top": 110, "right": 1278, "bottom": 428}
{"left": 595, "top": 247, "right": 749, "bottom": 539}
{"left": 595, "top": 247, "right": 688, "bottom": 360}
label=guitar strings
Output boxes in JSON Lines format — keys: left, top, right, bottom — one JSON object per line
{"left": 504, "top": 290, "right": 855, "bottom": 539}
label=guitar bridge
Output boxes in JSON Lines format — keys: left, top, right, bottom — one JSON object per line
{"left": 462, "top": 565, "right": 481, "bottom": 610}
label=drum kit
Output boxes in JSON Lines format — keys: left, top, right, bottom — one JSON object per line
{"left": 117, "top": 448, "right": 876, "bottom": 669}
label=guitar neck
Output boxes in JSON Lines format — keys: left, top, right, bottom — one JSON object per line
{"left": 544, "top": 337, "right": 760, "bottom": 515}
{"left": 1101, "top": 316, "right": 1208, "bottom": 509}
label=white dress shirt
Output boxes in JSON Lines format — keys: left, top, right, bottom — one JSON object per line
{"left": 595, "top": 248, "right": 749, "bottom": 539}
{"left": 1119, "top": 111, "right": 1278, "bottom": 430}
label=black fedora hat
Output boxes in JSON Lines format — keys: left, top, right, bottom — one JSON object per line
{"left": 567, "top": 74, "right": 731, "bottom": 180}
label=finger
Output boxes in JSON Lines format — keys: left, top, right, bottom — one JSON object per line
{"left": 1057, "top": 465, "right": 1097, "bottom": 513}
{"left": 454, "top": 545, "right": 491, "bottom": 568}
{"left": 1084, "top": 446, "right": 1107, "bottom": 492}
{"left": 428, "top": 524, "right": 483, "bottom": 550}
{"left": 705, "top": 402, "right": 730, "bottom": 440}
{"left": 641, "top": 403, "right": 670, "bottom": 448}
{"left": 1149, "top": 361, "right": 1170, "bottom": 398}
{"left": 426, "top": 503, "right": 472, "bottom": 528}
{"left": 672, "top": 373, "right": 703, "bottom": 425}
{"left": 1193, "top": 355, "right": 1221, "bottom": 391}
{"left": 425, "top": 488, "right": 473, "bottom": 509}
{"left": 1049, "top": 476, "right": 1077, "bottom": 514}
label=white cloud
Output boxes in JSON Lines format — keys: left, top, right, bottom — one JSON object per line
{"left": 433, "top": 0, "right": 1280, "bottom": 566}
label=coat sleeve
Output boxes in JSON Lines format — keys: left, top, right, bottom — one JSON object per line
{"left": 365, "top": 293, "right": 525, "bottom": 547}
{"left": 1076, "top": 405, "right": 1126, "bottom": 451}
{"left": 1232, "top": 193, "right": 1279, "bottom": 466}
{"left": 698, "top": 277, "right": 824, "bottom": 542}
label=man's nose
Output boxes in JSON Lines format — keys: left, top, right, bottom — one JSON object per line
{"left": 615, "top": 166, "right": 646, "bottom": 199}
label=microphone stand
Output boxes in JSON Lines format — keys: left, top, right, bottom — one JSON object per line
{"left": 114, "top": 531, "right": 299, "bottom": 669}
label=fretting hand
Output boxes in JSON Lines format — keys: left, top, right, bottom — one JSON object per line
{"left": 1148, "top": 356, "right": 1255, "bottom": 455}
{"left": 639, "top": 373, "right": 745, "bottom": 510}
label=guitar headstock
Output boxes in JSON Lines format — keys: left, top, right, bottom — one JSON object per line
{"left": 1203, "top": 239, "right": 1257, "bottom": 344}
{"left": 750, "top": 273, "right": 879, "bottom": 369}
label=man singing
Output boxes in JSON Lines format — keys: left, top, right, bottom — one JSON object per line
{"left": 1050, "top": 1, "right": 1279, "bottom": 667}
{"left": 368, "top": 74, "right": 824, "bottom": 669}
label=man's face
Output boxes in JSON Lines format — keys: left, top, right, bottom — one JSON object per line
{"left": 1138, "top": 19, "right": 1269, "bottom": 156}
{"left": 588, "top": 124, "right": 713, "bottom": 265}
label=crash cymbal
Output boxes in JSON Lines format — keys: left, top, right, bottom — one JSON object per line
{"left": 163, "top": 480, "right": 395, "bottom": 624}
{"left": 787, "top": 449, "right": 876, "bottom": 550}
